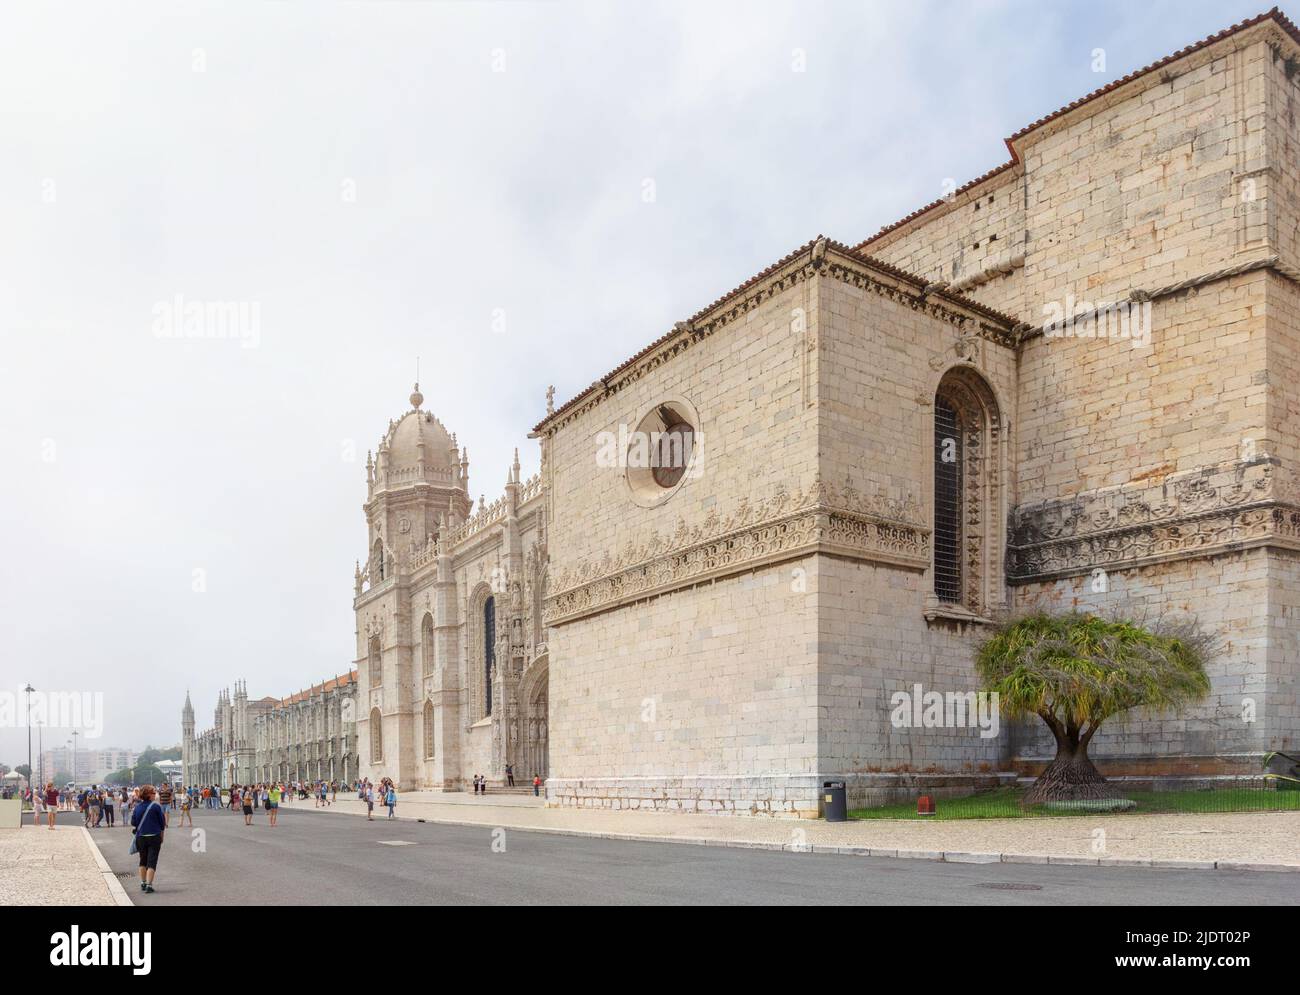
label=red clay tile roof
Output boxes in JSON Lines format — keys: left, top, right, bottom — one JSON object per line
{"left": 277, "top": 669, "right": 359, "bottom": 708}
{"left": 854, "top": 7, "right": 1300, "bottom": 251}
{"left": 532, "top": 237, "right": 1016, "bottom": 434}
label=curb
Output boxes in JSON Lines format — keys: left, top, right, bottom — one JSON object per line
{"left": 285, "top": 805, "right": 1300, "bottom": 872}
{"left": 80, "top": 827, "right": 134, "bottom": 907}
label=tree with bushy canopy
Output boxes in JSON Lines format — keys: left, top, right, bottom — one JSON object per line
{"left": 976, "top": 611, "right": 1212, "bottom": 804}
{"left": 107, "top": 763, "right": 166, "bottom": 785}
{"left": 137, "top": 746, "right": 181, "bottom": 766}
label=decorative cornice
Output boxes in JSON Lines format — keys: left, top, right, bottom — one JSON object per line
{"left": 534, "top": 241, "right": 1016, "bottom": 437}
{"left": 1007, "top": 458, "right": 1300, "bottom": 582}
{"left": 543, "top": 477, "right": 929, "bottom": 626}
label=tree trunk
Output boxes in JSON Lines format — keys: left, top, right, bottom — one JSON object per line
{"left": 1023, "top": 715, "right": 1117, "bottom": 805}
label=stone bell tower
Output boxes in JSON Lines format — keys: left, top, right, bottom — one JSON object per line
{"left": 355, "top": 384, "right": 472, "bottom": 789}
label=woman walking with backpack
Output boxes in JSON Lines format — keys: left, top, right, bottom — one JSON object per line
{"left": 130, "top": 784, "right": 167, "bottom": 895}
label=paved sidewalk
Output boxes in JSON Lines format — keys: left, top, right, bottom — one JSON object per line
{"left": 299, "top": 792, "right": 1300, "bottom": 869}
{"left": 0, "top": 825, "right": 117, "bottom": 905}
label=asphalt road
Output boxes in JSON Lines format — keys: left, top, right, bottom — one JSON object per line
{"left": 76, "top": 806, "right": 1297, "bottom": 906}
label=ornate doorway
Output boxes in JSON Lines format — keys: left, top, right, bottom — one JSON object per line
{"left": 519, "top": 655, "right": 549, "bottom": 782}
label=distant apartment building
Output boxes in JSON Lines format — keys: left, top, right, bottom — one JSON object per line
{"left": 40, "top": 745, "right": 139, "bottom": 783}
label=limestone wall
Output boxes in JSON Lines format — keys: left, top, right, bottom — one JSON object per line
{"left": 544, "top": 266, "right": 824, "bottom": 813}
{"left": 865, "top": 168, "right": 1026, "bottom": 318}
{"left": 813, "top": 267, "right": 1016, "bottom": 782}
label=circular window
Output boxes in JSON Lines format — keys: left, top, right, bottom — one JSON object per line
{"left": 626, "top": 398, "right": 699, "bottom": 507}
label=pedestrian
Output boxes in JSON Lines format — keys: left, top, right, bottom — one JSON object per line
{"left": 506, "top": 763, "right": 515, "bottom": 788}
{"left": 129, "top": 784, "right": 167, "bottom": 895}
{"left": 88, "top": 786, "right": 103, "bottom": 828}
{"left": 365, "top": 782, "right": 375, "bottom": 821}
{"left": 533, "top": 774, "right": 541, "bottom": 797}
{"left": 177, "top": 789, "right": 193, "bottom": 827}
{"left": 385, "top": 784, "right": 397, "bottom": 820}
{"left": 242, "top": 788, "right": 254, "bottom": 826}
{"left": 267, "top": 782, "right": 280, "bottom": 827}
{"left": 103, "top": 786, "right": 115, "bottom": 828}
{"left": 30, "top": 785, "right": 44, "bottom": 827}
{"left": 158, "top": 780, "right": 173, "bottom": 811}
{"left": 44, "top": 782, "right": 59, "bottom": 830}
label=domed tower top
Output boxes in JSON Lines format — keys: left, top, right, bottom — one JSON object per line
{"left": 369, "top": 384, "right": 463, "bottom": 495}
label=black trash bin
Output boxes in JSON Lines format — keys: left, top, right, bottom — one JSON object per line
{"left": 822, "top": 780, "right": 847, "bottom": 822}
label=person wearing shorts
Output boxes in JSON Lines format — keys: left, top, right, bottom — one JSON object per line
{"left": 242, "top": 790, "right": 254, "bottom": 825}
{"left": 130, "top": 784, "right": 167, "bottom": 895}
{"left": 267, "top": 783, "right": 280, "bottom": 827}
{"left": 365, "top": 784, "right": 375, "bottom": 821}
{"left": 44, "top": 783, "right": 59, "bottom": 829}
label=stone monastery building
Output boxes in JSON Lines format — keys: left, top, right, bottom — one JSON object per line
{"left": 201, "top": 10, "right": 1300, "bottom": 816}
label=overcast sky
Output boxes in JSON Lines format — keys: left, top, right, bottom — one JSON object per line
{"left": 0, "top": 0, "right": 1266, "bottom": 766}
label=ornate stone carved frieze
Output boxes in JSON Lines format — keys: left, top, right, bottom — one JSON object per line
{"left": 543, "top": 477, "right": 929, "bottom": 626}
{"left": 1007, "top": 459, "right": 1299, "bottom": 582}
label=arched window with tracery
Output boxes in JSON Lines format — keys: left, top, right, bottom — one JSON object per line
{"left": 369, "top": 707, "right": 383, "bottom": 763}
{"left": 484, "top": 596, "right": 496, "bottom": 717}
{"left": 931, "top": 366, "right": 1004, "bottom": 617}
{"left": 933, "top": 395, "right": 964, "bottom": 603}
{"left": 423, "top": 700, "right": 435, "bottom": 759}
{"left": 368, "top": 634, "right": 382, "bottom": 687}
{"left": 372, "top": 539, "right": 385, "bottom": 582}
{"left": 421, "top": 612, "right": 435, "bottom": 678}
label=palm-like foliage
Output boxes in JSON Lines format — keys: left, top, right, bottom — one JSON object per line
{"left": 976, "top": 611, "right": 1212, "bottom": 802}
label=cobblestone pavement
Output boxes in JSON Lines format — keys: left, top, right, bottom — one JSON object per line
{"left": 0, "top": 818, "right": 116, "bottom": 906}
{"left": 298, "top": 792, "right": 1300, "bottom": 867}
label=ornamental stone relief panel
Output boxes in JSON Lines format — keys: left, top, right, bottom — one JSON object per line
{"left": 544, "top": 476, "right": 928, "bottom": 625}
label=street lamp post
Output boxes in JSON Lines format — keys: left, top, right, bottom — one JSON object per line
{"left": 23, "top": 685, "right": 34, "bottom": 802}
{"left": 71, "top": 730, "right": 79, "bottom": 786}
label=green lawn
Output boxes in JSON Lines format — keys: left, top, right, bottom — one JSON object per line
{"left": 848, "top": 785, "right": 1300, "bottom": 820}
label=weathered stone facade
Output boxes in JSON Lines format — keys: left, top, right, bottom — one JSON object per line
{"left": 353, "top": 386, "right": 549, "bottom": 792}
{"left": 356, "top": 10, "right": 1300, "bottom": 815}
{"left": 182, "top": 674, "right": 358, "bottom": 787}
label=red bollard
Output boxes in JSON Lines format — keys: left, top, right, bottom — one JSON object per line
{"left": 917, "top": 795, "right": 936, "bottom": 816}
